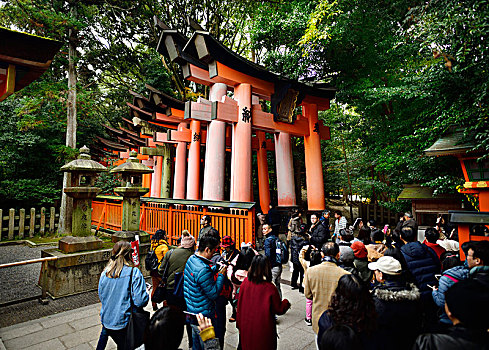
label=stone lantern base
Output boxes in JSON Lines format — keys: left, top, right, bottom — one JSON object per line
{"left": 58, "top": 236, "right": 104, "bottom": 253}
{"left": 111, "top": 230, "right": 150, "bottom": 243}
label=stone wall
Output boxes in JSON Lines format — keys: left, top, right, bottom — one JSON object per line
{"left": 39, "top": 242, "right": 151, "bottom": 298}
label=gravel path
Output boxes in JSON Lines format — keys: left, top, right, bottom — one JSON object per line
{"left": 0, "top": 243, "right": 56, "bottom": 304}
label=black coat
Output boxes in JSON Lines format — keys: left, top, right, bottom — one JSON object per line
{"left": 309, "top": 223, "right": 329, "bottom": 248}
{"left": 413, "top": 325, "right": 489, "bottom": 350}
{"left": 373, "top": 281, "right": 421, "bottom": 350}
{"left": 400, "top": 242, "right": 440, "bottom": 301}
{"left": 290, "top": 235, "right": 307, "bottom": 266}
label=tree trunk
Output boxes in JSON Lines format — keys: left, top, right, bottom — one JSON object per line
{"left": 59, "top": 5, "right": 77, "bottom": 235}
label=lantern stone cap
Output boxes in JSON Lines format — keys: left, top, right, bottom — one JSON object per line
{"left": 60, "top": 145, "right": 107, "bottom": 173}
{"left": 110, "top": 150, "right": 154, "bottom": 174}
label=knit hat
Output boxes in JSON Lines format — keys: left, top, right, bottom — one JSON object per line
{"left": 180, "top": 235, "right": 195, "bottom": 249}
{"left": 351, "top": 241, "right": 368, "bottom": 259}
{"left": 339, "top": 246, "right": 355, "bottom": 263}
{"left": 221, "top": 235, "right": 235, "bottom": 248}
{"left": 368, "top": 256, "right": 402, "bottom": 275}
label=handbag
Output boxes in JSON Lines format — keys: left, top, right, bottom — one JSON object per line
{"left": 125, "top": 267, "right": 150, "bottom": 350}
{"left": 152, "top": 249, "right": 173, "bottom": 304}
{"left": 172, "top": 271, "right": 184, "bottom": 298}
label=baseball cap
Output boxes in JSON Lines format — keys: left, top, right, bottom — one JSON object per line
{"left": 368, "top": 256, "right": 402, "bottom": 275}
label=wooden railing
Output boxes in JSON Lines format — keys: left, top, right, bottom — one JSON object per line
{"left": 357, "top": 202, "right": 402, "bottom": 226}
{"left": 0, "top": 207, "right": 58, "bottom": 240}
{"left": 92, "top": 197, "right": 255, "bottom": 247}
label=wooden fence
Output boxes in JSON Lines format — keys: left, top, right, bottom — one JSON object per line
{"left": 0, "top": 207, "right": 59, "bottom": 240}
{"left": 92, "top": 197, "right": 255, "bottom": 247}
{"left": 357, "top": 202, "right": 402, "bottom": 226}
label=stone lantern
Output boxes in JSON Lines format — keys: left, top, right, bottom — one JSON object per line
{"left": 59, "top": 145, "right": 107, "bottom": 253}
{"left": 110, "top": 150, "right": 153, "bottom": 242}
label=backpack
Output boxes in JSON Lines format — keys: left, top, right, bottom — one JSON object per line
{"left": 145, "top": 250, "right": 159, "bottom": 271}
{"left": 275, "top": 239, "right": 289, "bottom": 264}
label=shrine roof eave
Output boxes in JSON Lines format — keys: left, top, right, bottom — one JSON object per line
{"left": 424, "top": 130, "right": 475, "bottom": 157}
{"left": 183, "top": 31, "right": 336, "bottom": 100}
{"left": 145, "top": 84, "right": 185, "bottom": 111}
{"left": 0, "top": 27, "right": 62, "bottom": 91}
{"left": 156, "top": 29, "right": 207, "bottom": 70}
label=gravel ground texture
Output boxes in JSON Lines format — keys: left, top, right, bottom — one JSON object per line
{"left": 0, "top": 243, "right": 56, "bottom": 305}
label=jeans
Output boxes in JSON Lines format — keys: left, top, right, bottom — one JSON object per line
{"left": 291, "top": 263, "right": 304, "bottom": 288}
{"left": 215, "top": 296, "right": 227, "bottom": 349}
{"left": 95, "top": 326, "right": 109, "bottom": 350}
{"left": 271, "top": 265, "right": 283, "bottom": 299}
{"left": 306, "top": 298, "right": 313, "bottom": 320}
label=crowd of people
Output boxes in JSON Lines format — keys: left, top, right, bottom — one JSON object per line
{"left": 95, "top": 208, "right": 489, "bottom": 350}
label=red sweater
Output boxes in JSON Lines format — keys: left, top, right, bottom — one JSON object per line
{"left": 424, "top": 240, "right": 446, "bottom": 259}
{"left": 236, "top": 278, "right": 289, "bottom": 350}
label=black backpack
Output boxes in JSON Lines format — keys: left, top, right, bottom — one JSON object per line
{"left": 145, "top": 249, "right": 159, "bottom": 271}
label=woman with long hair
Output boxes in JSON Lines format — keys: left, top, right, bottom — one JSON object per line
{"left": 150, "top": 229, "right": 170, "bottom": 310}
{"left": 317, "top": 274, "right": 378, "bottom": 349}
{"left": 97, "top": 241, "right": 149, "bottom": 349}
{"left": 236, "top": 255, "right": 291, "bottom": 350}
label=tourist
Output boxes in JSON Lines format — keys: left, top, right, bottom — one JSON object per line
{"left": 399, "top": 226, "right": 440, "bottom": 301}
{"left": 369, "top": 256, "right": 421, "bottom": 350}
{"left": 263, "top": 223, "right": 284, "bottom": 297}
{"left": 338, "top": 246, "right": 360, "bottom": 278}
{"left": 320, "top": 210, "right": 332, "bottom": 237}
{"left": 366, "top": 229, "right": 386, "bottom": 262}
{"left": 317, "top": 274, "right": 378, "bottom": 349}
{"left": 184, "top": 235, "right": 227, "bottom": 350}
{"left": 267, "top": 201, "right": 282, "bottom": 234}
{"left": 357, "top": 226, "right": 372, "bottom": 245}
{"left": 394, "top": 212, "right": 418, "bottom": 237}
{"left": 432, "top": 251, "right": 466, "bottom": 325}
{"left": 144, "top": 306, "right": 220, "bottom": 350}
{"left": 290, "top": 224, "right": 308, "bottom": 292}
{"left": 337, "top": 228, "right": 354, "bottom": 246}
{"left": 309, "top": 213, "right": 329, "bottom": 249}
{"left": 236, "top": 255, "right": 291, "bottom": 350}
{"left": 97, "top": 241, "right": 149, "bottom": 349}
{"left": 159, "top": 234, "right": 195, "bottom": 308}
{"left": 220, "top": 236, "right": 244, "bottom": 323}
{"left": 197, "top": 215, "right": 215, "bottom": 242}
{"left": 319, "top": 325, "right": 363, "bottom": 350}
{"left": 256, "top": 212, "right": 267, "bottom": 250}
{"left": 413, "top": 279, "right": 489, "bottom": 349}
{"left": 423, "top": 227, "right": 446, "bottom": 259}
{"left": 466, "top": 240, "right": 489, "bottom": 287}
{"left": 332, "top": 210, "right": 347, "bottom": 243}
{"left": 367, "top": 219, "right": 377, "bottom": 231}
{"left": 304, "top": 242, "right": 350, "bottom": 336}
{"left": 149, "top": 229, "right": 170, "bottom": 310}
{"left": 287, "top": 209, "right": 302, "bottom": 249}
{"left": 351, "top": 241, "right": 372, "bottom": 284}
{"left": 299, "top": 245, "right": 322, "bottom": 326}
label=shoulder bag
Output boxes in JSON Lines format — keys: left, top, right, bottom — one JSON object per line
{"left": 125, "top": 267, "right": 150, "bottom": 350}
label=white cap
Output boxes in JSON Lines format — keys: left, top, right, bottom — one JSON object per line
{"left": 368, "top": 256, "right": 402, "bottom": 275}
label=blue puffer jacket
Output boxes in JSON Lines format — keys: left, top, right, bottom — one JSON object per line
{"left": 432, "top": 265, "right": 469, "bottom": 324}
{"left": 264, "top": 235, "right": 280, "bottom": 267}
{"left": 184, "top": 254, "right": 224, "bottom": 318}
{"left": 401, "top": 241, "right": 440, "bottom": 301}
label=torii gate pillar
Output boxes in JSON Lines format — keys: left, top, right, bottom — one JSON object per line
{"left": 231, "top": 83, "right": 252, "bottom": 202}
{"left": 203, "top": 83, "right": 227, "bottom": 201}
{"left": 275, "top": 132, "right": 296, "bottom": 207}
{"left": 303, "top": 102, "right": 326, "bottom": 210}
{"left": 186, "top": 120, "right": 201, "bottom": 200}
{"left": 257, "top": 131, "right": 271, "bottom": 213}
{"left": 173, "top": 122, "right": 188, "bottom": 199}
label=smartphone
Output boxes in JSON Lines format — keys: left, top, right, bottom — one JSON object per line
{"left": 435, "top": 274, "right": 441, "bottom": 281}
{"left": 183, "top": 311, "right": 198, "bottom": 318}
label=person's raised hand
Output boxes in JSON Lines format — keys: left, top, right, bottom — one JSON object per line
{"left": 197, "top": 313, "right": 213, "bottom": 332}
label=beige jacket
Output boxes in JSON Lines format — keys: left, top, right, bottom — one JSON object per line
{"left": 304, "top": 261, "right": 350, "bottom": 334}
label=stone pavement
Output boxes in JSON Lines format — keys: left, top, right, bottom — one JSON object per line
{"left": 0, "top": 264, "right": 316, "bottom": 350}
